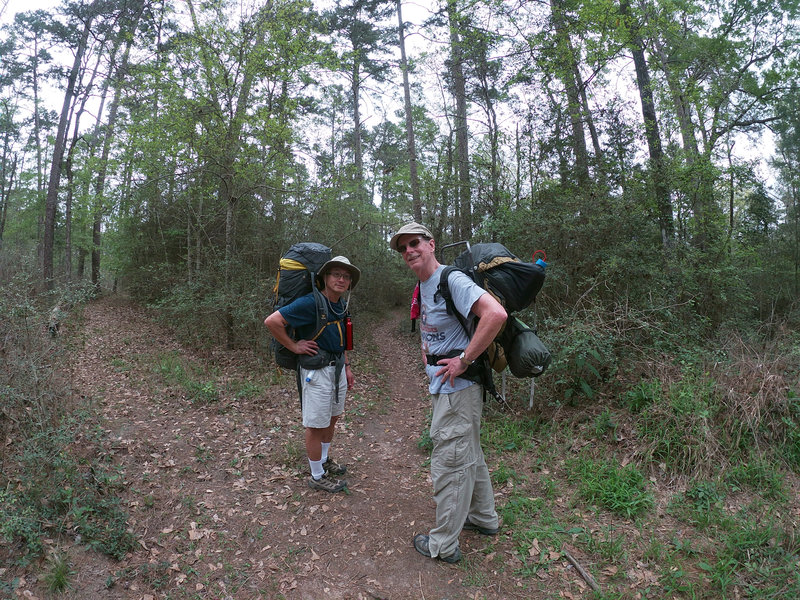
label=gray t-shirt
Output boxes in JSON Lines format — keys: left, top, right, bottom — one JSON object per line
{"left": 419, "top": 265, "right": 486, "bottom": 394}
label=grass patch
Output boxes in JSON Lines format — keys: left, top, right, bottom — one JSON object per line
{"left": 566, "top": 454, "right": 654, "bottom": 518}
{"left": 481, "top": 409, "right": 543, "bottom": 455}
{"left": 0, "top": 418, "right": 136, "bottom": 564}
{"left": 42, "top": 551, "right": 74, "bottom": 593}
{"left": 155, "top": 351, "right": 220, "bottom": 404}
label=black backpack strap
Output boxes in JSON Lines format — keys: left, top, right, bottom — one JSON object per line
{"left": 435, "top": 266, "right": 471, "bottom": 333}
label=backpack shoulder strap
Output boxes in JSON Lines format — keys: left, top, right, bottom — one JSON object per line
{"left": 435, "top": 266, "right": 470, "bottom": 335}
{"left": 309, "top": 284, "right": 350, "bottom": 341}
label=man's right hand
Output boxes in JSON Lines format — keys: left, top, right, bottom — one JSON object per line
{"left": 294, "top": 339, "right": 319, "bottom": 355}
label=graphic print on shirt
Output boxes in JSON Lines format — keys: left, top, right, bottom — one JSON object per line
{"left": 419, "top": 302, "right": 446, "bottom": 356}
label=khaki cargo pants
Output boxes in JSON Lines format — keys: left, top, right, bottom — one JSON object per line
{"left": 426, "top": 383, "right": 498, "bottom": 558}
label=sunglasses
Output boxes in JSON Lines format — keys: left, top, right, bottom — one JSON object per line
{"left": 397, "top": 238, "right": 428, "bottom": 254}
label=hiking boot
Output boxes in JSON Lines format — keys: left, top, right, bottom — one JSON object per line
{"left": 323, "top": 457, "right": 347, "bottom": 476}
{"left": 462, "top": 519, "right": 499, "bottom": 536}
{"left": 412, "top": 534, "right": 461, "bottom": 563}
{"left": 307, "top": 473, "right": 347, "bottom": 493}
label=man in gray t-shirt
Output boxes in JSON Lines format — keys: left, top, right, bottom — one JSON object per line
{"left": 390, "top": 222, "right": 507, "bottom": 563}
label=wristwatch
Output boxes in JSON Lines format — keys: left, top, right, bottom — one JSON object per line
{"left": 458, "top": 351, "right": 473, "bottom": 365}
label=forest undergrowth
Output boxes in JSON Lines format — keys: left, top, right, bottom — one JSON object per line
{"left": 1, "top": 276, "right": 799, "bottom": 599}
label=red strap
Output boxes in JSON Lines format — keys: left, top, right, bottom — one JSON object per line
{"left": 410, "top": 282, "right": 420, "bottom": 320}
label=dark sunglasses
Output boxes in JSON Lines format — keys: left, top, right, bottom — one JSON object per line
{"left": 397, "top": 238, "right": 427, "bottom": 254}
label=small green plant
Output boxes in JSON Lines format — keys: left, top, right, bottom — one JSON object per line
{"left": 281, "top": 436, "right": 306, "bottom": 470}
{"left": 110, "top": 357, "right": 131, "bottom": 372}
{"left": 579, "top": 523, "right": 628, "bottom": 561}
{"left": 155, "top": 351, "right": 219, "bottom": 403}
{"left": 481, "top": 412, "right": 541, "bottom": 454}
{"left": 567, "top": 455, "right": 654, "bottom": 518}
{"left": 669, "top": 481, "right": 729, "bottom": 530}
{"left": 42, "top": 551, "right": 74, "bottom": 593}
{"left": 194, "top": 445, "right": 213, "bottom": 464}
{"left": 491, "top": 462, "right": 526, "bottom": 486}
{"left": 622, "top": 380, "right": 661, "bottom": 412}
{"left": 180, "top": 494, "right": 197, "bottom": 513}
{"left": 187, "top": 379, "right": 219, "bottom": 404}
{"left": 593, "top": 408, "right": 618, "bottom": 440}
{"left": 685, "top": 480, "right": 723, "bottom": 510}
{"left": 564, "top": 349, "right": 603, "bottom": 403}
{"left": 726, "top": 457, "right": 787, "bottom": 501}
{"left": 156, "top": 352, "right": 186, "bottom": 380}
{"left": 540, "top": 475, "right": 558, "bottom": 499}
{"left": 417, "top": 410, "right": 433, "bottom": 453}
{"left": 231, "top": 379, "right": 264, "bottom": 400}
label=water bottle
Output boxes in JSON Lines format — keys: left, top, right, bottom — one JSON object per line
{"left": 345, "top": 316, "right": 353, "bottom": 351}
{"left": 533, "top": 250, "right": 547, "bottom": 270}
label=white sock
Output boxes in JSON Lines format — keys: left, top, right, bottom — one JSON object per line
{"left": 309, "top": 458, "right": 325, "bottom": 480}
{"left": 321, "top": 442, "right": 331, "bottom": 463}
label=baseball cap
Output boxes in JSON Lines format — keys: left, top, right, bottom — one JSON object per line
{"left": 389, "top": 222, "right": 434, "bottom": 252}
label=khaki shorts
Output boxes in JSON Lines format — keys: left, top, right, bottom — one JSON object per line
{"left": 300, "top": 366, "right": 346, "bottom": 428}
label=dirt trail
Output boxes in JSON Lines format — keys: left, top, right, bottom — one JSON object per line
{"left": 43, "top": 295, "right": 533, "bottom": 600}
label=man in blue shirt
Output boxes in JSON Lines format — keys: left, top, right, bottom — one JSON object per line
{"left": 265, "top": 256, "right": 360, "bottom": 493}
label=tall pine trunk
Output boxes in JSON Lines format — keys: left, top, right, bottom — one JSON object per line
{"left": 396, "top": 0, "right": 421, "bottom": 221}
{"left": 43, "top": 6, "right": 95, "bottom": 289}
{"left": 446, "top": 0, "right": 471, "bottom": 240}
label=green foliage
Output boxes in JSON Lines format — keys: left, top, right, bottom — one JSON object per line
{"left": 566, "top": 455, "right": 654, "bottom": 518}
{"left": 622, "top": 380, "right": 662, "bottom": 413}
{"left": 593, "top": 408, "right": 618, "bottom": 440}
{"left": 491, "top": 463, "right": 527, "bottom": 486}
{"left": 635, "top": 372, "right": 723, "bottom": 474}
{"left": 715, "top": 510, "right": 800, "bottom": 598}
{"left": 0, "top": 277, "right": 135, "bottom": 565}
{"left": 726, "top": 457, "right": 787, "bottom": 502}
{"left": 542, "top": 306, "right": 615, "bottom": 405}
{"left": 155, "top": 351, "right": 220, "bottom": 404}
{"left": 42, "top": 551, "right": 75, "bottom": 593}
{"left": 481, "top": 409, "right": 542, "bottom": 454}
{"left": 417, "top": 410, "right": 433, "bottom": 454}
{"left": 0, "top": 421, "right": 135, "bottom": 564}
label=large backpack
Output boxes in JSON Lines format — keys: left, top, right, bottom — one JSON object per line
{"left": 271, "top": 242, "right": 333, "bottom": 370}
{"left": 434, "top": 241, "right": 551, "bottom": 386}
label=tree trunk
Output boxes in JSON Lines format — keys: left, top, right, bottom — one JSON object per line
{"left": 43, "top": 6, "right": 95, "bottom": 289}
{"left": 351, "top": 57, "right": 366, "bottom": 203}
{"left": 446, "top": 0, "right": 471, "bottom": 240}
{"left": 620, "top": 0, "right": 673, "bottom": 245}
{"left": 550, "top": 0, "right": 590, "bottom": 187}
{"left": 396, "top": 0, "right": 422, "bottom": 221}
{"left": 92, "top": 23, "right": 139, "bottom": 290}
{"left": 0, "top": 149, "right": 15, "bottom": 250}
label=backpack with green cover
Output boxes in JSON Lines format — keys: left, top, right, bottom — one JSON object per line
{"left": 271, "top": 242, "right": 332, "bottom": 370}
{"left": 434, "top": 241, "right": 551, "bottom": 390}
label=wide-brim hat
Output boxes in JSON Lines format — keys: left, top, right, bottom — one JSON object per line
{"left": 389, "top": 222, "right": 434, "bottom": 252}
{"left": 317, "top": 255, "right": 361, "bottom": 289}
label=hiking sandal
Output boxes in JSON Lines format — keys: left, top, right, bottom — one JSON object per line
{"left": 307, "top": 473, "right": 347, "bottom": 493}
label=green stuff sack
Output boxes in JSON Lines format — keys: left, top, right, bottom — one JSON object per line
{"left": 498, "top": 316, "right": 551, "bottom": 378}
